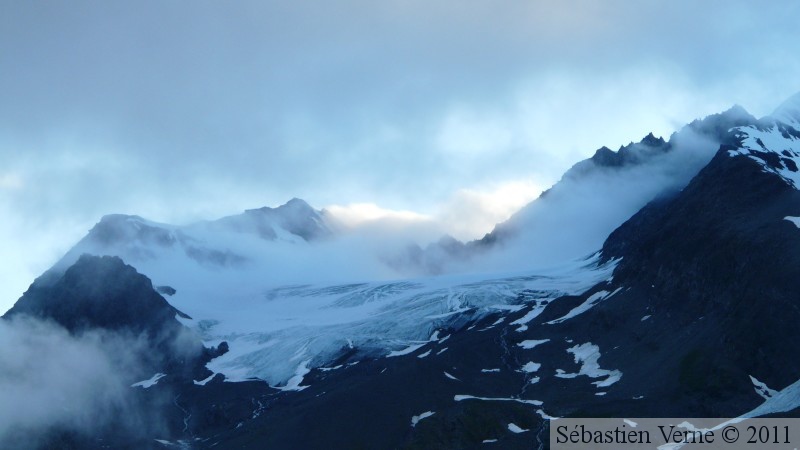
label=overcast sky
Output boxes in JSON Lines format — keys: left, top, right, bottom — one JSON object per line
{"left": 1, "top": 0, "right": 799, "bottom": 312}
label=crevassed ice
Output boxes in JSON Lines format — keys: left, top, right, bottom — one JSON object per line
{"left": 64, "top": 214, "right": 617, "bottom": 388}
{"left": 193, "top": 256, "right": 615, "bottom": 387}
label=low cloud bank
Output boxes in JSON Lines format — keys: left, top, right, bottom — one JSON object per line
{"left": 471, "top": 127, "right": 724, "bottom": 273}
{"left": 0, "top": 316, "right": 175, "bottom": 448}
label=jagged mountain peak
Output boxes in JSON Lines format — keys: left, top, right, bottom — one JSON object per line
{"left": 640, "top": 131, "right": 666, "bottom": 147}
{"left": 4, "top": 254, "right": 189, "bottom": 334}
{"left": 284, "top": 197, "right": 313, "bottom": 209}
{"left": 588, "top": 133, "right": 669, "bottom": 169}
{"left": 721, "top": 103, "right": 750, "bottom": 118}
{"left": 681, "top": 103, "right": 755, "bottom": 144}
{"left": 245, "top": 197, "right": 313, "bottom": 214}
{"left": 225, "top": 197, "right": 331, "bottom": 241}
{"left": 86, "top": 214, "right": 177, "bottom": 248}
{"left": 48, "top": 198, "right": 334, "bottom": 284}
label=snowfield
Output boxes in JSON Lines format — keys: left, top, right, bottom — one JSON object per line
{"left": 191, "top": 255, "right": 617, "bottom": 387}
{"left": 56, "top": 211, "right": 617, "bottom": 387}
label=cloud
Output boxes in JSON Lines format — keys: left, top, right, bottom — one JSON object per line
{"left": 1, "top": 0, "right": 800, "bottom": 310}
{"left": 325, "top": 203, "right": 434, "bottom": 229}
{"left": 435, "top": 109, "right": 515, "bottom": 157}
{"left": 468, "top": 126, "right": 724, "bottom": 274}
{"left": 325, "top": 181, "right": 543, "bottom": 243}
{"left": 436, "top": 180, "right": 543, "bottom": 241}
{"left": 0, "top": 173, "right": 23, "bottom": 191}
{"left": 0, "top": 317, "right": 170, "bottom": 448}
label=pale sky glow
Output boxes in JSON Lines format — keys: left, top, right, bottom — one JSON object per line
{"left": 1, "top": 0, "right": 800, "bottom": 312}
{"left": 327, "top": 178, "right": 544, "bottom": 242}
{"left": 434, "top": 180, "right": 545, "bottom": 240}
{"left": 326, "top": 203, "right": 433, "bottom": 227}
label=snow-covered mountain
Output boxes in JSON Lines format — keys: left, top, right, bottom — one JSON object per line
{"left": 53, "top": 197, "right": 331, "bottom": 271}
{"left": 4, "top": 92, "right": 800, "bottom": 449}
{"left": 32, "top": 211, "right": 622, "bottom": 387}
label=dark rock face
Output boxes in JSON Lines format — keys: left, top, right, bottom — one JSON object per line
{"left": 3, "top": 255, "right": 219, "bottom": 381}
{"left": 587, "top": 132, "right": 668, "bottom": 170}
{"left": 593, "top": 147, "right": 800, "bottom": 410}
{"left": 156, "top": 285, "right": 177, "bottom": 296}
{"left": 5, "top": 254, "right": 188, "bottom": 336}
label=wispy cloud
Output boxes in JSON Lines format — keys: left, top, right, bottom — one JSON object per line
{"left": 0, "top": 317, "right": 173, "bottom": 448}
{"left": 1, "top": 0, "right": 799, "bottom": 310}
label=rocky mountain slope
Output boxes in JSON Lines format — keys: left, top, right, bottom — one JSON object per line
{"left": 4, "top": 92, "right": 800, "bottom": 449}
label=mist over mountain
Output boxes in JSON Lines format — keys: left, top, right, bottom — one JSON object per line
{"left": 389, "top": 104, "right": 756, "bottom": 275}
{"left": 3, "top": 92, "right": 800, "bottom": 449}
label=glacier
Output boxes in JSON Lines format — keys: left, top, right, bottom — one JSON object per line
{"left": 47, "top": 200, "right": 619, "bottom": 387}
{"left": 180, "top": 254, "right": 617, "bottom": 387}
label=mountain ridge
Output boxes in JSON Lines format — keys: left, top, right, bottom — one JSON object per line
{"left": 7, "top": 91, "right": 800, "bottom": 449}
